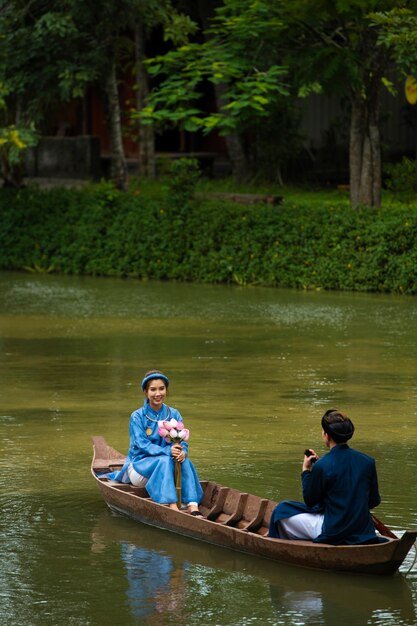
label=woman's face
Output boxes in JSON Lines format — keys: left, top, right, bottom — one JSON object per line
{"left": 145, "top": 378, "right": 167, "bottom": 411}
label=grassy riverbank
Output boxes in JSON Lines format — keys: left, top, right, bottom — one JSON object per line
{"left": 1, "top": 178, "right": 417, "bottom": 293}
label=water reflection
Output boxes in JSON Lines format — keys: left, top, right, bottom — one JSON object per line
{"left": 91, "top": 522, "right": 187, "bottom": 623}
{"left": 269, "top": 571, "right": 416, "bottom": 626}
{"left": 122, "top": 544, "right": 187, "bottom": 622}
{"left": 92, "top": 510, "right": 416, "bottom": 626}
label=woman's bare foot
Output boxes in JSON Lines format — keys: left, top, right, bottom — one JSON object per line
{"left": 167, "top": 503, "right": 180, "bottom": 511}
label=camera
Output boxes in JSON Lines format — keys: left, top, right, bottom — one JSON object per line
{"left": 304, "top": 449, "right": 317, "bottom": 463}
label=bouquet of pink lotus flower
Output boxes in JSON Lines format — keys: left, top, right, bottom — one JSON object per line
{"left": 157, "top": 418, "right": 190, "bottom": 444}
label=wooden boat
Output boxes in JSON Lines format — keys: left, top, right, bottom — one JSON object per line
{"left": 91, "top": 436, "right": 417, "bottom": 576}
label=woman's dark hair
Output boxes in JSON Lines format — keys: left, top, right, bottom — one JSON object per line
{"left": 321, "top": 409, "right": 355, "bottom": 443}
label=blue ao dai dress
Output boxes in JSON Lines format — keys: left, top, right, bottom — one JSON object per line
{"left": 106, "top": 400, "right": 203, "bottom": 505}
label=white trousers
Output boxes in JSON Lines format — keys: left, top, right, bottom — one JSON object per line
{"left": 127, "top": 463, "right": 148, "bottom": 487}
{"left": 277, "top": 513, "right": 324, "bottom": 540}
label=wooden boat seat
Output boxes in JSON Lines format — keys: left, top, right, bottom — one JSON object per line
{"left": 99, "top": 478, "right": 121, "bottom": 485}
{"left": 252, "top": 500, "right": 276, "bottom": 536}
{"left": 94, "top": 457, "right": 124, "bottom": 468}
{"left": 235, "top": 495, "right": 269, "bottom": 531}
{"left": 113, "top": 484, "right": 150, "bottom": 498}
{"left": 93, "top": 461, "right": 123, "bottom": 476}
{"left": 209, "top": 489, "right": 249, "bottom": 525}
{"left": 199, "top": 482, "right": 229, "bottom": 518}
{"left": 98, "top": 478, "right": 150, "bottom": 498}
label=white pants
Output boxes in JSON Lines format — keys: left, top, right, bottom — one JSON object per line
{"left": 277, "top": 513, "right": 324, "bottom": 540}
{"left": 127, "top": 463, "right": 148, "bottom": 487}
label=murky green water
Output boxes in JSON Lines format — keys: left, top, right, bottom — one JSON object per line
{"left": 1, "top": 270, "right": 416, "bottom": 626}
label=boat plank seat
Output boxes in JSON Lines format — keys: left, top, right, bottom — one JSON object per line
{"left": 112, "top": 484, "right": 150, "bottom": 497}
{"left": 98, "top": 478, "right": 150, "bottom": 498}
{"left": 209, "top": 490, "right": 249, "bottom": 525}
{"left": 128, "top": 486, "right": 150, "bottom": 498}
{"left": 205, "top": 488, "right": 230, "bottom": 520}
{"left": 95, "top": 467, "right": 124, "bottom": 474}
{"left": 94, "top": 458, "right": 124, "bottom": 468}
{"left": 252, "top": 500, "right": 276, "bottom": 536}
{"left": 99, "top": 478, "right": 121, "bottom": 485}
{"left": 93, "top": 460, "right": 124, "bottom": 474}
{"left": 235, "top": 495, "right": 269, "bottom": 531}
{"left": 199, "top": 482, "right": 229, "bottom": 518}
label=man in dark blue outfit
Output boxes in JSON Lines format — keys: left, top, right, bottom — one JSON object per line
{"left": 269, "top": 410, "right": 382, "bottom": 544}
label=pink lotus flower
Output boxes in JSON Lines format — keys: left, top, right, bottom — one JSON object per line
{"left": 158, "top": 417, "right": 191, "bottom": 445}
{"left": 178, "top": 428, "right": 190, "bottom": 441}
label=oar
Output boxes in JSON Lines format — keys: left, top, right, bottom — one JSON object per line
{"left": 372, "top": 514, "right": 398, "bottom": 539}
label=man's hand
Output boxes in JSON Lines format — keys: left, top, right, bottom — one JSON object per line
{"left": 303, "top": 449, "right": 319, "bottom": 471}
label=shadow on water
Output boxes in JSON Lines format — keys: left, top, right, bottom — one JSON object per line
{"left": 91, "top": 509, "right": 416, "bottom": 626}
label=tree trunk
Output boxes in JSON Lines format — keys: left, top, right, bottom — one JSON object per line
{"left": 223, "top": 132, "right": 248, "bottom": 181}
{"left": 134, "top": 19, "right": 156, "bottom": 178}
{"left": 213, "top": 82, "right": 248, "bottom": 181}
{"left": 349, "top": 96, "right": 381, "bottom": 209}
{"left": 349, "top": 98, "right": 363, "bottom": 208}
{"left": 196, "top": 0, "right": 249, "bottom": 181}
{"left": 369, "top": 111, "right": 381, "bottom": 208}
{"left": 104, "top": 60, "right": 128, "bottom": 191}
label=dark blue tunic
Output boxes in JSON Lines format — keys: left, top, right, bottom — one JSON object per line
{"left": 269, "top": 444, "right": 381, "bottom": 544}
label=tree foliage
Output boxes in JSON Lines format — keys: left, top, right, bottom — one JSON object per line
{"left": 0, "top": 1, "right": 97, "bottom": 117}
{"left": 0, "top": 0, "right": 199, "bottom": 187}
{"left": 1, "top": 0, "right": 417, "bottom": 201}
{"left": 272, "top": 0, "right": 417, "bottom": 207}
{"left": 0, "top": 1, "right": 99, "bottom": 184}
{"left": 138, "top": 0, "right": 288, "bottom": 135}
{"left": 138, "top": 0, "right": 417, "bottom": 203}
{"left": 371, "top": 7, "right": 417, "bottom": 74}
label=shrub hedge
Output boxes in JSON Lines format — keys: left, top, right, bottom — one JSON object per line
{"left": 1, "top": 181, "right": 417, "bottom": 294}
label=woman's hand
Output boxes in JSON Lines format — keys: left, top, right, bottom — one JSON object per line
{"left": 171, "top": 444, "right": 186, "bottom": 463}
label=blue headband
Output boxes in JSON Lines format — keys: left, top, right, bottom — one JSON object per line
{"left": 141, "top": 372, "right": 169, "bottom": 391}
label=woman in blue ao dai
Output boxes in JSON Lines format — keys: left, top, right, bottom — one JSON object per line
{"left": 107, "top": 370, "right": 203, "bottom": 514}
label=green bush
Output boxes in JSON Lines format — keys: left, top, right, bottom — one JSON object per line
{"left": 384, "top": 157, "right": 417, "bottom": 204}
{"left": 1, "top": 181, "right": 417, "bottom": 294}
{"left": 164, "top": 157, "right": 201, "bottom": 211}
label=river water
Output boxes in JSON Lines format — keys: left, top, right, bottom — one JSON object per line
{"left": 1, "top": 270, "right": 416, "bottom": 626}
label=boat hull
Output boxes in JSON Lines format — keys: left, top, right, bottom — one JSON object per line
{"left": 92, "top": 436, "right": 417, "bottom": 576}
